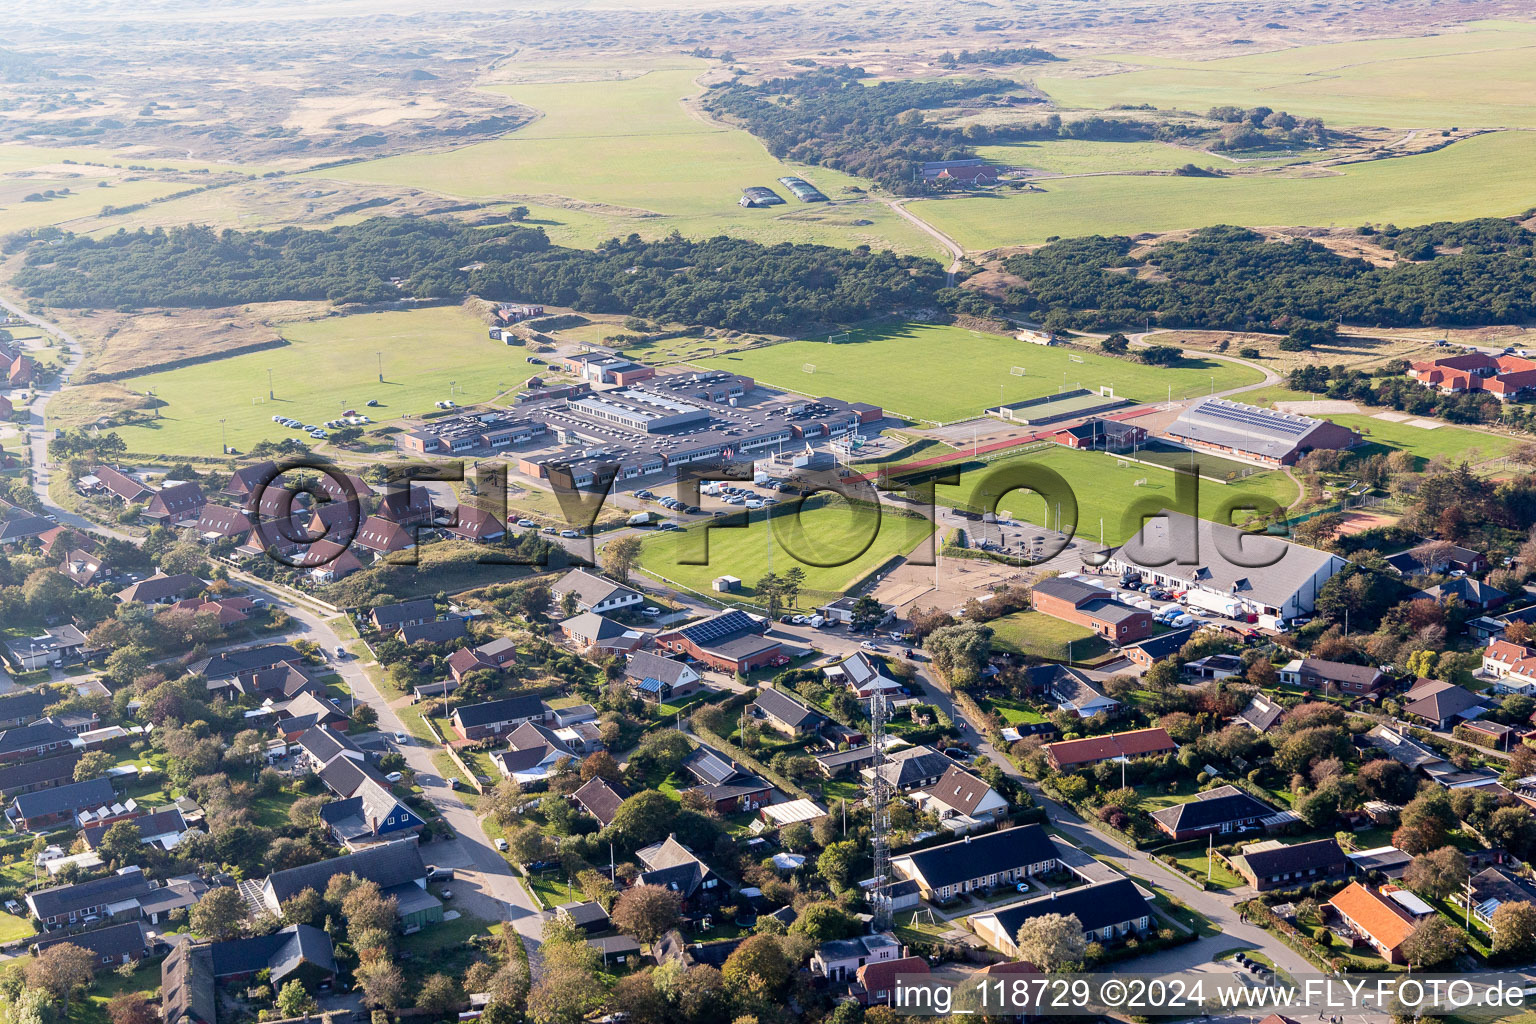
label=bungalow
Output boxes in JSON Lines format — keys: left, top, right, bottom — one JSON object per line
{"left": 1231, "top": 838, "right": 1348, "bottom": 891}
{"left": 815, "top": 746, "right": 877, "bottom": 778}
{"left": 624, "top": 650, "right": 702, "bottom": 703}
{"left": 7, "top": 776, "right": 117, "bottom": 831}
{"left": 451, "top": 695, "right": 549, "bottom": 741}
{"left": 1421, "top": 577, "right": 1508, "bottom": 611}
{"left": 1458, "top": 866, "right": 1536, "bottom": 927}
{"left": 446, "top": 637, "right": 518, "bottom": 682}
{"left": 1327, "top": 882, "right": 1417, "bottom": 964}
{"left": 556, "top": 900, "right": 611, "bottom": 934}
{"left": 1150, "top": 785, "right": 1275, "bottom": 840}
{"left": 115, "top": 572, "right": 204, "bottom": 605}
{"left": 855, "top": 956, "right": 928, "bottom": 1007}
{"left": 748, "top": 687, "right": 824, "bottom": 738}
{"left": 810, "top": 933, "right": 904, "bottom": 982}
{"left": 912, "top": 764, "right": 1009, "bottom": 832}
{"left": 142, "top": 481, "right": 206, "bottom": 525}
{"left": 971, "top": 878, "right": 1154, "bottom": 955}
{"left": 189, "top": 644, "right": 303, "bottom": 683}
{"left": 5, "top": 626, "right": 88, "bottom": 671}
{"left": 172, "top": 597, "right": 255, "bottom": 627}
{"left": 1044, "top": 727, "right": 1177, "bottom": 771}
{"left": 0, "top": 719, "right": 75, "bottom": 764}
{"left": 398, "top": 616, "right": 468, "bottom": 646}
{"left": 560, "top": 611, "right": 646, "bottom": 654}
{"left": 1403, "top": 679, "right": 1486, "bottom": 730}
{"left": 1237, "top": 694, "right": 1287, "bottom": 733}
{"left": 446, "top": 505, "right": 505, "bottom": 544}
{"left": 1279, "top": 658, "right": 1387, "bottom": 695}
{"left": 1036, "top": 665, "right": 1119, "bottom": 718}
{"left": 81, "top": 808, "right": 189, "bottom": 852}
{"left": 259, "top": 839, "right": 440, "bottom": 929}
{"left": 654, "top": 610, "right": 788, "bottom": 675}
{"left": 824, "top": 651, "right": 904, "bottom": 700}
{"left": 491, "top": 722, "right": 577, "bottom": 783}
{"left": 59, "top": 549, "right": 113, "bottom": 588}
{"left": 26, "top": 865, "right": 157, "bottom": 929}
{"left": 891, "top": 824, "right": 1062, "bottom": 902}
{"left": 551, "top": 569, "right": 643, "bottom": 615}
{"left": 162, "top": 925, "right": 336, "bottom": 1024}
{"left": 89, "top": 466, "right": 152, "bottom": 505}
{"left": 296, "top": 726, "right": 365, "bottom": 773}
{"left": 34, "top": 920, "right": 153, "bottom": 967}
{"left": 571, "top": 776, "right": 630, "bottom": 827}
{"left": 0, "top": 690, "right": 50, "bottom": 731}
{"left": 635, "top": 834, "right": 724, "bottom": 911}
{"left": 0, "top": 752, "right": 80, "bottom": 799}
{"left": 367, "top": 598, "right": 436, "bottom": 633}
{"left": 861, "top": 745, "right": 952, "bottom": 792}
{"left": 681, "top": 744, "right": 774, "bottom": 813}
{"left": 1386, "top": 542, "right": 1488, "bottom": 577}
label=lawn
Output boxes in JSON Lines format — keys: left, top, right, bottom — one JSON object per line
{"left": 637, "top": 502, "right": 934, "bottom": 606}
{"left": 1325, "top": 413, "right": 1522, "bottom": 468}
{"left": 1035, "top": 23, "right": 1536, "bottom": 129}
{"left": 702, "top": 322, "right": 1263, "bottom": 424}
{"left": 933, "top": 444, "right": 1299, "bottom": 545}
{"left": 979, "top": 696, "right": 1049, "bottom": 725}
{"left": 986, "top": 610, "right": 1107, "bottom": 664}
{"left": 908, "top": 131, "right": 1536, "bottom": 250}
{"left": 1168, "top": 846, "right": 1245, "bottom": 890}
{"left": 59, "top": 305, "right": 540, "bottom": 458}
{"left": 313, "top": 65, "right": 941, "bottom": 258}
{"left": 974, "top": 139, "right": 1244, "bottom": 174}
{"left": 0, "top": 911, "right": 34, "bottom": 943}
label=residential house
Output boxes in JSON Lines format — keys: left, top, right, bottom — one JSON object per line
{"left": 89, "top": 466, "right": 152, "bottom": 505}
{"left": 1043, "top": 727, "right": 1177, "bottom": 771}
{"left": 446, "top": 638, "right": 517, "bottom": 682}
{"left": 1327, "top": 882, "right": 1417, "bottom": 964}
{"left": 912, "top": 764, "right": 1009, "bottom": 832}
{"left": 352, "top": 515, "right": 417, "bottom": 560}
{"left": 824, "top": 650, "right": 904, "bottom": 700}
{"left": 855, "top": 956, "right": 928, "bottom": 1006}
{"left": 1403, "top": 679, "right": 1486, "bottom": 730}
{"left": 560, "top": 611, "right": 646, "bottom": 654}
{"left": 189, "top": 644, "right": 304, "bottom": 685}
{"left": 571, "top": 776, "right": 630, "bottom": 827}
{"left": 399, "top": 616, "right": 468, "bottom": 646}
{"left": 491, "top": 722, "right": 578, "bottom": 783}
{"left": 891, "top": 825, "right": 1064, "bottom": 902}
{"left": 748, "top": 687, "right": 824, "bottom": 738}
{"left": 0, "top": 691, "right": 50, "bottom": 730}
{"left": 33, "top": 921, "right": 153, "bottom": 967}
{"left": 319, "top": 773, "right": 425, "bottom": 849}
{"left": 0, "top": 719, "right": 74, "bottom": 764}
{"left": 1278, "top": 658, "right": 1387, "bottom": 695}
{"left": 654, "top": 610, "right": 788, "bottom": 674}
{"left": 219, "top": 461, "right": 280, "bottom": 502}
{"left": 6, "top": 627, "right": 89, "bottom": 671}
{"left": 7, "top": 776, "right": 116, "bottom": 831}
{"left": 624, "top": 650, "right": 702, "bottom": 703}
{"left": 552, "top": 569, "right": 643, "bottom": 615}
{"left": 260, "top": 839, "right": 440, "bottom": 929}
{"left": 25, "top": 865, "right": 156, "bottom": 929}
{"left": 861, "top": 745, "right": 952, "bottom": 792}
{"left": 1231, "top": 838, "right": 1349, "bottom": 891}
{"left": 377, "top": 486, "right": 436, "bottom": 527}
{"left": 1030, "top": 576, "right": 1153, "bottom": 644}
{"left": 171, "top": 597, "right": 255, "bottom": 627}
{"left": 143, "top": 481, "right": 206, "bottom": 524}
{"left": 81, "top": 808, "right": 189, "bottom": 852}
{"left": 815, "top": 746, "right": 877, "bottom": 778}
{"left": 556, "top": 900, "right": 611, "bottom": 934}
{"left": 1421, "top": 577, "right": 1508, "bottom": 611}
{"left": 115, "top": 572, "right": 204, "bottom": 605}
{"left": 162, "top": 925, "right": 336, "bottom": 1024}
{"left": 59, "top": 548, "right": 113, "bottom": 588}
{"left": 0, "top": 752, "right": 80, "bottom": 800}
{"left": 635, "top": 834, "right": 724, "bottom": 910}
{"left": 367, "top": 598, "right": 436, "bottom": 633}
{"left": 1035, "top": 665, "right": 1119, "bottom": 718}
{"left": 445, "top": 505, "right": 506, "bottom": 544}
{"left": 451, "top": 695, "right": 549, "bottom": 741}
{"left": 1386, "top": 543, "right": 1488, "bottom": 577}
{"left": 1150, "top": 785, "right": 1275, "bottom": 840}
{"left": 1238, "top": 694, "right": 1287, "bottom": 733}
{"left": 1458, "top": 867, "right": 1536, "bottom": 927}
{"left": 680, "top": 744, "right": 774, "bottom": 812}
{"left": 971, "top": 878, "right": 1154, "bottom": 955}
{"left": 296, "top": 726, "right": 365, "bottom": 773}
{"left": 810, "top": 933, "right": 904, "bottom": 982}
{"left": 819, "top": 595, "right": 892, "bottom": 627}
{"left": 303, "top": 539, "right": 364, "bottom": 582}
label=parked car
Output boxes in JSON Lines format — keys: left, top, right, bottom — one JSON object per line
{"left": 560, "top": 529, "right": 581, "bottom": 538}
{"left": 334, "top": 646, "right": 348, "bottom": 659}
{"left": 516, "top": 518, "right": 536, "bottom": 528}
{"left": 394, "top": 732, "right": 408, "bottom": 744}
{"left": 385, "top": 772, "right": 404, "bottom": 783}
{"left": 496, "top": 838, "right": 509, "bottom": 851}
{"left": 642, "top": 606, "right": 662, "bottom": 617}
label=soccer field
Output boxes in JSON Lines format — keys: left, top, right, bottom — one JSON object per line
{"left": 311, "top": 65, "right": 943, "bottom": 259}
{"left": 908, "top": 131, "right": 1536, "bottom": 250}
{"left": 59, "top": 307, "right": 539, "bottom": 458}
{"left": 701, "top": 323, "right": 1263, "bottom": 423}
{"left": 637, "top": 503, "right": 934, "bottom": 606}
{"left": 935, "top": 445, "right": 1299, "bottom": 546}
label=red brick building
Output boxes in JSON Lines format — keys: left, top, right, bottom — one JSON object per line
{"left": 1030, "top": 576, "right": 1153, "bottom": 644}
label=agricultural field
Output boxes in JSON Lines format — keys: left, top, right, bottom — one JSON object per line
{"left": 51, "top": 306, "right": 539, "bottom": 458}
{"left": 314, "top": 65, "right": 944, "bottom": 258}
{"left": 701, "top": 322, "right": 1263, "bottom": 424}
{"left": 1035, "top": 22, "right": 1536, "bottom": 129}
{"left": 934, "top": 444, "right": 1300, "bottom": 545}
{"left": 636, "top": 503, "right": 934, "bottom": 606}
{"left": 908, "top": 131, "right": 1536, "bottom": 250}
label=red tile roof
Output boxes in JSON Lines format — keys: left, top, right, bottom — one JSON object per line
{"left": 1328, "top": 882, "right": 1416, "bottom": 951}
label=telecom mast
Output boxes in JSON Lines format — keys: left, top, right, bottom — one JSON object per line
{"left": 868, "top": 689, "right": 892, "bottom": 930}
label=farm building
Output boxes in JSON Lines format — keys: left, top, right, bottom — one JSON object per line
{"left": 1164, "top": 398, "right": 1361, "bottom": 467}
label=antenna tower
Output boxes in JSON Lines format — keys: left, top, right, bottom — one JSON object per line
{"left": 869, "top": 689, "right": 892, "bottom": 930}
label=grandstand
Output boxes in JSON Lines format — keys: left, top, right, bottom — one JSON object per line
{"left": 986, "top": 388, "right": 1130, "bottom": 426}
{"left": 1164, "top": 397, "right": 1361, "bottom": 467}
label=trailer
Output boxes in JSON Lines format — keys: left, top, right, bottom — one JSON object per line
{"left": 1184, "top": 589, "right": 1247, "bottom": 619}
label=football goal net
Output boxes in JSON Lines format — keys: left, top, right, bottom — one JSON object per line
{"left": 827, "top": 332, "right": 850, "bottom": 344}
{"left": 1010, "top": 366, "right": 1027, "bottom": 376}
{"left": 802, "top": 363, "right": 816, "bottom": 374}
{"left": 1069, "top": 354, "right": 1084, "bottom": 364}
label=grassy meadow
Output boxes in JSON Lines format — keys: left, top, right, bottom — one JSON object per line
{"left": 701, "top": 323, "right": 1263, "bottom": 423}
{"left": 1036, "top": 22, "right": 1536, "bottom": 128}
{"left": 312, "top": 65, "right": 943, "bottom": 258}
{"left": 55, "top": 307, "right": 539, "bottom": 457}
{"left": 908, "top": 130, "right": 1536, "bottom": 249}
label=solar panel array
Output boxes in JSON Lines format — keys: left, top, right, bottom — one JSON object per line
{"left": 679, "top": 610, "right": 757, "bottom": 645}
{"left": 1190, "top": 399, "right": 1315, "bottom": 438}
{"left": 687, "top": 747, "right": 738, "bottom": 786}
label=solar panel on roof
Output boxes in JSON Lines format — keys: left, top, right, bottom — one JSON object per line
{"left": 680, "top": 611, "right": 755, "bottom": 644}
{"left": 688, "top": 748, "right": 737, "bottom": 785}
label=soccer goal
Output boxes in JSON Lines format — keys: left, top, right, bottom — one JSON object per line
{"left": 802, "top": 363, "right": 817, "bottom": 374}
{"left": 828, "top": 332, "right": 850, "bottom": 344}
{"left": 1133, "top": 477, "right": 1148, "bottom": 487}
{"left": 1069, "top": 354, "right": 1084, "bottom": 364}
{"left": 1116, "top": 459, "right": 1129, "bottom": 468}
{"left": 1010, "top": 366, "right": 1027, "bottom": 376}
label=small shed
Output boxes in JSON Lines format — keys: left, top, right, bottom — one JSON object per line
{"left": 712, "top": 575, "right": 741, "bottom": 593}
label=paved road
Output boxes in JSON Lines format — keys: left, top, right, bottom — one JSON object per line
{"left": 885, "top": 198, "right": 965, "bottom": 285}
